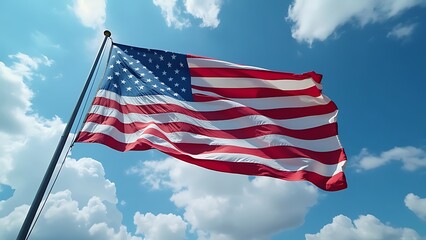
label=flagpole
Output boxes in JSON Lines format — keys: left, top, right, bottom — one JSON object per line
{"left": 16, "top": 30, "right": 112, "bottom": 240}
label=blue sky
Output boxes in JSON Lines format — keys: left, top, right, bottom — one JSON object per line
{"left": 1, "top": 0, "right": 426, "bottom": 239}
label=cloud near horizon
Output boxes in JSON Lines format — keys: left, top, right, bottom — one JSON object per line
{"left": 129, "top": 157, "right": 319, "bottom": 239}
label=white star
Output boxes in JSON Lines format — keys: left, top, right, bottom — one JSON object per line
{"left": 136, "top": 60, "right": 140, "bottom": 63}
{"left": 162, "top": 71, "right": 167, "bottom": 75}
{"left": 175, "top": 69, "right": 180, "bottom": 74}
{"left": 115, "top": 72, "right": 120, "bottom": 76}
{"left": 140, "top": 73, "right": 145, "bottom": 77}
{"left": 146, "top": 79, "right": 152, "bottom": 82}
{"left": 126, "top": 87, "right": 132, "bottom": 91}
{"left": 117, "top": 51, "right": 122, "bottom": 54}
{"left": 159, "top": 55, "right": 164, "bottom": 61}
{"left": 171, "top": 54, "right": 176, "bottom": 60}
{"left": 167, "top": 62, "right": 172, "bottom": 67}
{"left": 129, "top": 62, "right": 134, "bottom": 65}
{"left": 107, "top": 76, "right": 113, "bottom": 80}
{"left": 135, "top": 67, "right": 140, "bottom": 71}
{"left": 180, "top": 62, "right": 184, "bottom": 67}
{"left": 134, "top": 80, "right": 139, "bottom": 84}
{"left": 121, "top": 80, "right": 126, "bottom": 84}
{"left": 122, "top": 68, "right": 128, "bottom": 72}
{"left": 173, "top": 93, "right": 179, "bottom": 96}
{"left": 111, "top": 55, "right": 116, "bottom": 58}
{"left": 148, "top": 58, "right": 152, "bottom": 63}
{"left": 143, "top": 53, "right": 146, "bottom": 57}
{"left": 124, "top": 49, "right": 128, "bottom": 53}
{"left": 116, "top": 60, "right": 121, "bottom": 64}
{"left": 181, "top": 88, "right": 186, "bottom": 92}
{"left": 166, "top": 87, "right": 171, "bottom": 91}
{"left": 109, "top": 65, "right": 114, "bottom": 69}
{"left": 160, "top": 82, "right": 165, "bottom": 85}
{"left": 152, "top": 84, "right": 157, "bottom": 88}
{"left": 154, "top": 76, "right": 159, "bottom": 80}
{"left": 181, "top": 76, "right": 186, "bottom": 81}
{"left": 174, "top": 83, "right": 179, "bottom": 87}
{"left": 113, "top": 83, "right": 118, "bottom": 88}
{"left": 156, "top": 64, "right": 160, "bottom": 69}
{"left": 123, "top": 57, "right": 128, "bottom": 60}
{"left": 128, "top": 74, "right": 133, "bottom": 78}
{"left": 139, "top": 86, "right": 144, "bottom": 90}
{"left": 160, "top": 89, "right": 165, "bottom": 92}
{"left": 168, "top": 77, "right": 173, "bottom": 81}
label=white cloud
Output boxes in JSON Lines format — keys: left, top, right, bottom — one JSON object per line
{"left": 70, "top": 0, "right": 106, "bottom": 30}
{"left": 153, "top": 0, "right": 191, "bottom": 29}
{"left": 305, "top": 214, "right": 421, "bottom": 240}
{"left": 184, "top": 0, "right": 221, "bottom": 28}
{"left": 152, "top": 0, "right": 222, "bottom": 29}
{"left": 134, "top": 212, "right": 187, "bottom": 240}
{"left": 7, "top": 52, "right": 53, "bottom": 80}
{"left": 131, "top": 157, "right": 318, "bottom": 239}
{"left": 0, "top": 53, "right": 139, "bottom": 239}
{"left": 387, "top": 23, "right": 417, "bottom": 39}
{"left": 287, "top": 0, "right": 426, "bottom": 45}
{"left": 405, "top": 193, "right": 426, "bottom": 220}
{"left": 0, "top": 156, "right": 142, "bottom": 240}
{"left": 353, "top": 146, "right": 426, "bottom": 171}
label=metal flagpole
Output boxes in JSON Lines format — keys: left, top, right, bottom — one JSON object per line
{"left": 16, "top": 30, "right": 112, "bottom": 240}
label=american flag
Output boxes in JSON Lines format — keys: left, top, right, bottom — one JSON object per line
{"left": 76, "top": 43, "right": 347, "bottom": 191}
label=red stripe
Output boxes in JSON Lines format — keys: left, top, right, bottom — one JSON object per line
{"left": 189, "top": 67, "right": 323, "bottom": 83}
{"left": 76, "top": 132, "right": 346, "bottom": 191}
{"left": 76, "top": 128, "right": 346, "bottom": 165}
{"left": 191, "top": 85, "right": 321, "bottom": 98}
{"left": 92, "top": 96, "right": 335, "bottom": 121}
{"left": 85, "top": 113, "right": 339, "bottom": 140}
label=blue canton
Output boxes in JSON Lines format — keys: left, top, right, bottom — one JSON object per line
{"left": 101, "top": 43, "right": 193, "bottom": 101}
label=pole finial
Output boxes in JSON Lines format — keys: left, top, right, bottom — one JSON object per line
{"left": 104, "top": 30, "right": 111, "bottom": 37}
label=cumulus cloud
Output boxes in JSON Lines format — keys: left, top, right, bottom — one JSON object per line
{"left": 130, "top": 157, "right": 318, "bottom": 239}
{"left": 134, "top": 212, "right": 187, "bottom": 240}
{"left": 153, "top": 0, "right": 191, "bottom": 29}
{"left": 184, "top": 0, "right": 221, "bottom": 28}
{"left": 387, "top": 23, "right": 417, "bottom": 39}
{"left": 152, "top": 0, "right": 222, "bottom": 29}
{"left": 287, "top": 0, "right": 426, "bottom": 45}
{"left": 0, "top": 53, "right": 139, "bottom": 239}
{"left": 353, "top": 146, "right": 426, "bottom": 171}
{"left": 305, "top": 214, "right": 421, "bottom": 240}
{"left": 70, "top": 0, "right": 106, "bottom": 30}
{"left": 405, "top": 193, "right": 426, "bottom": 220}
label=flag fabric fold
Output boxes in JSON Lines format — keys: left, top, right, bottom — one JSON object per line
{"left": 76, "top": 42, "right": 347, "bottom": 191}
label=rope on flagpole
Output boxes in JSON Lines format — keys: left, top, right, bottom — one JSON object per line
{"left": 16, "top": 30, "right": 112, "bottom": 240}
{"left": 23, "top": 34, "right": 112, "bottom": 240}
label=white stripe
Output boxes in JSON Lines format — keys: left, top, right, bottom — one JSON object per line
{"left": 89, "top": 104, "right": 337, "bottom": 131}
{"left": 81, "top": 122, "right": 342, "bottom": 152}
{"left": 192, "top": 77, "right": 318, "bottom": 90}
{"left": 96, "top": 89, "right": 332, "bottom": 111}
{"left": 192, "top": 89, "right": 331, "bottom": 108}
{"left": 187, "top": 57, "right": 266, "bottom": 70}
{"left": 141, "top": 130, "right": 346, "bottom": 176}
{"left": 81, "top": 128, "right": 345, "bottom": 177}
